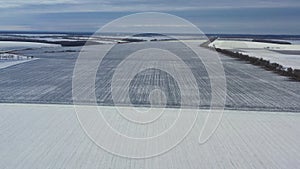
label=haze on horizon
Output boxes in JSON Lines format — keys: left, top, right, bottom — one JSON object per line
{"left": 0, "top": 0, "right": 299, "bottom": 35}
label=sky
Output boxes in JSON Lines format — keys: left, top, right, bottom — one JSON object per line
{"left": 0, "top": 0, "right": 299, "bottom": 34}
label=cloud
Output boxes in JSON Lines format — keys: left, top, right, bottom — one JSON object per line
{"left": 1, "top": 0, "right": 300, "bottom": 12}
{"left": 0, "top": 0, "right": 299, "bottom": 34}
{"left": 0, "top": 0, "right": 79, "bottom": 8}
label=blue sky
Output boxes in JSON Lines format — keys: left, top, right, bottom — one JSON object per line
{"left": 0, "top": 0, "right": 299, "bottom": 34}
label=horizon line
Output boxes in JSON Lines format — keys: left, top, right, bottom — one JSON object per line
{"left": 1, "top": 31, "right": 300, "bottom": 37}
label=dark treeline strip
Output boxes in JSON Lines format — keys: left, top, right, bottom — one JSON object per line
{"left": 119, "top": 38, "right": 146, "bottom": 43}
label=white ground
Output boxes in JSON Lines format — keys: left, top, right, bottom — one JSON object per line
{"left": 0, "top": 103, "right": 299, "bottom": 169}
{"left": 0, "top": 41, "right": 55, "bottom": 69}
{"left": 34, "top": 37, "right": 78, "bottom": 42}
{"left": 209, "top": 40, "right": 300, "bottom": 69}
{"left": 209, "top": 40, "right": 300, "bottom": 51}
{"left": 0, "top": 41, "right": 59, "bottom": 52}
{"left": 0, "top": 54, "right": 37, "bottom": 69}
{"left": 241, "top": 49, "right": 300, "bottom": 69}
{"left": 0, "top": 59, "right": 36, "bottom": 69}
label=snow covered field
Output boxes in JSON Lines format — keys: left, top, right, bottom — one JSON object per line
{"left": 209, "top": 40, "right": 300, "bottom": 50}
{"left": 0, "top": 35, "right": 299, "bottom": 168}
{"left": 0, "top": 40, "right": 58, "bottom": 69}
{"left": 209, "top": 39, "right": 300, "bottom": 69}
{"left": 0, "top": 41, "right": 58, "bottom": 52}
{"left": 0, "top": 103, "right": 299, "bottom": 169}
{"left": 0, "top": 53, "right": 37, "bottom": 69}
{"left": 0, "top": 42, "right": 299, "bottom": 111}
{"left": 0, "top": 58, "right": 36, "bottom": 69}
{"left": 240, "top": 49, "right": 300, "bottom": 69}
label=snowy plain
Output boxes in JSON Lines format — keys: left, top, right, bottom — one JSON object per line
{"left": 0, "top": 41, "right": 59, "bottom": 52}
{"left": 0, "top": 58, "right": 37, "bottom": 69}
{"left": 209, "top": 39, "right": 300, "bottom": 69}
{"left": 0, "top": 41, "right": 299, "bottom": 111}
{"left": 0, "top": 37, "right": 299, "bottom": 169}
{"left": 0, "top": 103, "right": 299, "bottom": 169}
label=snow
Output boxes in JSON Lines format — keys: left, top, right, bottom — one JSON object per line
{"left": 209, "top": 40, "right": 300, "bottom": 50}
{"left": 0, "top": 41, "right": 299, "bottom": 111}
{"left": 209, "top": 39, "right": 300, "bottom": 69}
{"left": 240, "top": 49, "right": 300, "bottom": 69}
{"left": 0, "top": 59, "right": 36, "bottom": 69}
{"left": 34, "top": 37, "right": 78, "bottom": 42}
{"left": 0, "top": 37, "right": 299, "bottom": 168}
{"left": 0, "top": 53, "right": 37, "bottom": 69}
{"left": 0, "top": 103, "right": 299, "bottom": 169}
{"left": 0, "top": 59, "right": 35, "bottom": 69}
{"left": 0, "top": 41, "right": 59, "bottom": 52}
